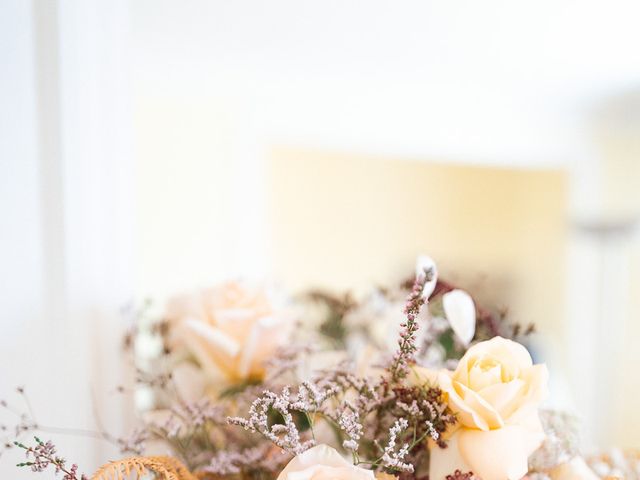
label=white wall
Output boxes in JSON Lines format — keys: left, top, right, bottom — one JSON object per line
{"left": 1, "top": 1, "right": 44, "bottom": 383}
{"left": 130, "top": 0, "right": 640, "bottom": 169}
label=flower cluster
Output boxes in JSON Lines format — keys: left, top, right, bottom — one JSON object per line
{"left": 338, "top": 406, "right": 363, "bottom": 451}
{"left": 6, "top": 255, "right": 615, "bottom": 480}
{"left": 305, "top": 257, "right": 533, "bottom": 373}
{"left": 227, "top": 309, "right": 457, "bottom": 476}
{"left": 228, "top": 387, "right": 317, "bottom": 455}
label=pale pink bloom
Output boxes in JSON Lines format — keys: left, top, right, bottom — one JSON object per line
{"left": 166, "top": 281, "right": 293, "bottom": 384}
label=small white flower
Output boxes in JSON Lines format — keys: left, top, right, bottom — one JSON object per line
{"left": 415, "top": 255, "right": 438, "bottom": 299}
{"left": 442, "top": 289, "right": 476, "bottom": 346}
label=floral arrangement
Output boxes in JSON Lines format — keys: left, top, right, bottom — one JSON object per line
{"left": 1, "top": 256, "right": 631, "bottom": 479}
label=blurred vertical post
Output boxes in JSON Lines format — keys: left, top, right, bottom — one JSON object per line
{"left": 35, "top": 0, "right": 133, "bottom": 471}
{"left": 567, "top": 93, "right": 640, "bottom": 449}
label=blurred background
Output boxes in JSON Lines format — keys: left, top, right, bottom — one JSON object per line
{"left": 2, "top": 0, "right": 640, "bottom": 476}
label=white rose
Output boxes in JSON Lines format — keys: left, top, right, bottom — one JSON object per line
{"left": 277, "top": 445, "right": 374, "bottom": 480}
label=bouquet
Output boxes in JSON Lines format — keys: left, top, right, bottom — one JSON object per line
{"left": 2, "top": 257, "right": 634, "bottom": 479}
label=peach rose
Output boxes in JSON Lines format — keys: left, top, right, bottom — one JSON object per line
{"left": 166, "top": 281, "right": 292, "bottom": 384}
{"left": 277, "top": 445, "right": 374, "bottom": 480}
{"left": 415, "top": 337, "right": 549, "bottom": 480}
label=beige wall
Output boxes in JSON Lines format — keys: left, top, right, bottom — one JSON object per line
{"left": 267, "top": 148, "right": 568, "bottom": 340}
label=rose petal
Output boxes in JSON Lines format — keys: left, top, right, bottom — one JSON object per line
{"left": 282, "top": 444, "right": 351, "bottom": 471}
{"left": 428, "top": 432, "right": 474, "bottom": 480}
{"left": 519, "top": 364, "right": 550, "bottom": 405}
{"left": 236, "top": 315, "right": 285, "bottom": 379}
{"left": 476, "top": 378, "right": 526, "bottom": 419}
{"left": 457, "top": 424, "right": 545, "bottom": 480}
{"left": 439, "top": 373, "right": 491, "bottom": 431}
{"left": 412, "top": 367, "right": 489, "bottom": 430}
{"left": 464, "top": 337, "right": 533, "bottom": 373}
{"left": 442, "top": 290, "right": 476, "bottom": 346}
{"left": 277, "top": 445, "right": 374, "bottom": 480}
{"left": 454, "top": 381, "right": 504, "bottom": 429}
{"left": 288, "top": 466, "right": 373, "bottom": 480}
{"left": 175, "top": 322, "right": 233, "bottom": 380}
{"left": 468, "top": 363, "right": 502, "bottom": 390}
{"left": 505, "top": 402, "right": 544, "bottom": 434}
{"left": 504, "top": 374, "right": 548, "bottom": 431}
{"left": 183, "top": 318, "right": 241, "bottom": 357}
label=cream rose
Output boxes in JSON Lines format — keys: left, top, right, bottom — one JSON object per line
{"left": 277, "top": 445, "right": 374, "bottom": 480}
{"left": 166, "top": 281, "right": 292, "bottom": 384}
{"left": 415, "top": 337, "right": 549, "bottom": 480}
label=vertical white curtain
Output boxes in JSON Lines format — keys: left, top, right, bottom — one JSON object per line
{"left": 0, "top": 0, "right": 134, "bottom": 475}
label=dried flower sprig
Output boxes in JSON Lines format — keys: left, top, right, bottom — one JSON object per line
{"left": 264, "top": 345, "right": 315, "bottom": 382}
{"left": 303, "top": 290, "right": 357, "bottom": 346}
{"left": 117, "top": 427, "right": 149, "bottom": 456}
{"left": 337, "top": 405, "right": 363, "bottom": 452}
{"left": 227, "top": 270, "right": 457, "bottom": 477}
{"left": 229, "top": 368, "right": 455, "bottom": 475}
{"left": 228, "top": 386, "right": 319, "bottom": 455}
{"left": 389, "top": 268, "right": 433, "bottom": 381}
{"left": 365, "top": 385, "right": 455, "bottom": 474}
{"left": 380, "top": 418, "right": 413, "bottom": 472}
{"left": 14, "top": 437, "right": 88, "bottom": 480}
{"left": 1, "top": 386, "right": 117, "bottom": 463}
{"left": 118, "top": 396, "right": 232, "bottom": 471}
{"left": 387, "top": 385, "right": 455, "bottom": 449}
{"left": 171, "top": 398, "right": 226, "bottom": 430}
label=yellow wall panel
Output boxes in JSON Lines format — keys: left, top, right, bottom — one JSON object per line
{"left": 267, "top": 148, "right": 568, "bottom": 337}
